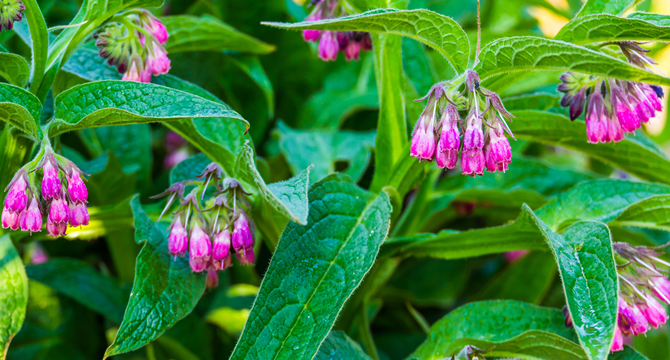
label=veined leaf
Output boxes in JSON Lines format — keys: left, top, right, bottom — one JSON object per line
{"left": 49, "top": 80, "right": 248, "bottom": 137}
{"left": 0, "top": 50, "right": 29, "bottom": 87}
{"left": 316, "top": 331, "right": 372, "bottom": 360}
{"left": 22, "top": 0, "right": 49, "bottom": 92}
{"left": 475, "top": 37, "right": 670, "bottom": 86}
{"left": 409, "top": 300, "right": 583, "bottom": 360}
{"left": 262, "top": 8, "right": 470, "bottom": 73}
{"left": 610, "top": 195, "right": 670, "bottom": 231}
{"left": 628, "top": 12, "right": 670, "bottom": 26}
{"left": 0, "top": 84, "right": 42, "bottom": 139}
{"left": 162, "top": 15, "right": 275, "bottom": 54}
{"left": 510, "top": 110, "right": 670, "bottom": 184}
{"left": 556, "top": 14, "right": 670, "bottom": 44}
{"left": 104, "top": 197, "right": 207, "bottom": 358}
{"left": 576, "top": 0, "right": 641, "bottom": 17}
{"left": 0, "top": 235, "right": 28, "bottom": 358}
{"left": 25, "top": 259, "right": 128, "bottom": 324}
{"left": 229, "top": 174, "right": 392, "bottom": 360}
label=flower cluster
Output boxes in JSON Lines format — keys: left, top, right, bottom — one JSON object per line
{"left": 0, "top": 0, "right": 24, "bottom": 32}
{"left": 2, "top": 147, "right": 89, "bottom": 237}
{"left": 563, "top": 242, "right": 670, "bottom": 352}
{"left": 302, "top": 0, "right": 372, "bottom": 62}
{"left": 154, "top": 163, "right": 256, "bottom": 286}
{"left": 411, "top": 70, "right": 515, "bottom": 176}
{"left": 558, "top": 42, "right": 664, "bottom": 144}
{"left": 95, "top": 10, "right": 170, "bottom": 82}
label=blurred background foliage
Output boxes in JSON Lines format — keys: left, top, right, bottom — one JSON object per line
{"left": 4, "top": 0, "right": 670, "bottom": 359}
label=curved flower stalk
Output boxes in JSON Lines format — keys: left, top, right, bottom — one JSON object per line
{"left": 0, "top": 0, "right": 24, "bottom": 32}
{"left": 94, "top": 9, "right": 170, "bottom": 82}
{"left": 302, "top": 0, "right": 372, "bottom": 62}
{"left": 2, "top": 139, "right": 89, "bottom": 237}
{"left": 153, "top": 162, "right": 257, "bottom": 285}
{"left": 411, "top": 70, "right": 515, "bottom": 176}
{"left": 563, "top": 242, "right": 670, "bottom": 352}
{"left": 558, "top": 42, "right": 664, "bottom": 144}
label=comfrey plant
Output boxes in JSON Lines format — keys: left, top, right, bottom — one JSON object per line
{"left": 411, "top": 70, "right": 514, "bottom": 175}
{"left": 302, "top": 0, "right": 372, "bottom": 61}
{"left": 154, "top": 163, "right": 256, "bottom": 284}
{"left": 0, "top": 0, "right": 23, "bottom": 31}
{"left": 2, "top": 139, "right": 89, "bottom": 236}
{"left": 558, "top": 42, "right": 664, "bottom": 143}
{"left": 94, "top": 10, "right": 170, "bottom": 82}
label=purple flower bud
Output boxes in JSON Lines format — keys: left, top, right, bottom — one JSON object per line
{"left": 562, "top": 306, "right": 573, "bottom": 327}
{"left": 67, "top": 170, "right": 88, "bottom": 204}
{"left": 122, "top": 56, "right": 148, "bottom": 82}
{"left": 436, "top": 108, "right": 460, "bottom": 169}
{"left": 212, "top": 228, "right": 232, "bottom": 270}
{"left": 606, "top": 116, "right": 624, "bottom": 143}
{"left": 232, "top": 213, "right": 255, "bottom": 265}
{"left": 49, "top": 197, "right": 69, "bottom": 223}
{"left": 2, "top": 207, "right": 20, "bottom": 230}
{"left": 463, "top": 120, "right": 484, "bottom": 150}
{"left": 410, "top": 115, "right": 436, "bottom": 161}
{"left": 0, "top": 0, "right": 25, "bottom": 33}
{"left": 344, "top": 41, "right": 361, "bottom": 62}
{"left": 4, "top": 173, "right": 27, "bottom": 213}
{"left": 46, "top": 217, "right": 67, "bottom": 237}
{"left": 642, "top": 84, "right": 663, "bottom": 112}
{"left": 618, "top": 298, "right": 649, "bottom": 336}
{"left": 651, "top": 85, "right": 664, "bottom": 99}
{"left": 611, "top": 325, "right": 624, "bottom": 352}
{"left": 639, "top": 297, "right": 668, "bottom": 328}
{"left": 206, "top": 267, "right": 219, "bottom": 288}
{"left": 148, "top": 42, "right": 171, "bottom": 76}
{"left": 68, "top": 203, "right": 89, "bottom": 227}
{"left": 318, "top": 31, "right": 339, "bottom": 61}
{"left": 168, "top": 215, "right": 188, "bottom": 259}
{"left": 484, "top": 129, "right": 512, "bottom": 173}
{"left": 585, "top": 93, "right": 608, "bottom": 144}
{"left": 652, "top": 277, "right": 670, "bottom": 304}
{"left": 615, "top": 99, "right": 639, "bottom": 133}
{"left": 20, "top": 199, "right": 42, "bottom": 232}
{"left": 360, "top": 33, "right": 372, "bottom": 51}
{"left": 42, "top": 158, "right": 61, "bottom": 200}
{"left": 302, "top": 13, "right": 322, "bottom": 42}
{"left": 461, "top": 148, "right": 485, "bottom": 176}
{"left": 189, "top": 224, "right": 211, "bottom": 272}
{"left": 140, "top": 11, "right": 169, "bottom": 44}
{"left": 336, "top": 32, "right": 349, "bottom": 50}
{"left": 569, "top": 88, "right": 586, "bottom": 121}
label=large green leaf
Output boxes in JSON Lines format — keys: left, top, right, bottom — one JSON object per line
{"left": 229, "top": 174, "right": 392, "bottom": 360}
{"left": 0, "top": 84, "right": 42, "bottom": 140}
{"left": 162, "top": 15, "right": 275, "bottom": 54}
{"left": 104, "top": 197, "right": 207, "bottom": 358}
{"left": 0, "top": 50, "right": 29, "bottom": 87}
{"left": 628, "top": 12, "right": 670, "bottom": 26}
{"left": 610, "top": 195, "right": 670, "bottom": 231}
{"left": 21, "top": 0, "right": 49, "bottom": 92}
{"left": 316, "top": 331, "right": 372, "bottom": 360}
{"left": 510, "top": 110, "right": 670, "bottom": 184}
{"left": 262, "top": 8, "right": 470, "bottom": 73}
{"left": 25, "top": 259, "right": 128, "bottom": 324}
{"left": 274, "top": 121, "right": 376, "bottom": 183}
{"left": 227, "top": 55, "right": 275, "bottom": 118}
{"left": 49, "top": 80, "right": 247, "bottom": 137}
{"left": 555, "top": 14, "right": 670, "bottom": 44}
{"left": 409, "top": 300, "right": 583, "bottom": 360}
{"left": 475, "top": 37, "right": 670, "bottom": 86}
{"left": 576, "top": 0, "right": 640, "bottom": 17}
{"left": 0, "top": 235, "right": 28, "bottom": 359}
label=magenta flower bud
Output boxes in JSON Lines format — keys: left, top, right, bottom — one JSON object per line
{"left": 2, "top": 207, "right": 20, "bottom": 230}
{"left": 148, "top": 42, "right": 171, "bottom": 76}
{"left": 232, "top": 213, "right": 255, "bottom": 265}
{"left": 611, "top": 325, "right": 624, "bottom": 352}
{"left": 484, "top": 129, "right": 512, "bottom": 173}
{"left": 20, "top": 199, "right": 42, "bottom": 232}
{"left": 168, "top": 215, "right": 188, "bottom": 258}
{"left": 618, "top": 298, "right": 649, "bottom": 336}
{"left": 585, "top": 93, "right": 607, "bottom": 144}
{"left": 436, "top": 110, "right": 460, "bottom": 169}
{"left": 68, "top": 203, "right": 89, "bottom": 227}
{"left": 615, "top": 100, "right": 639, "bottom": 133}
{"left": 318, "top": 31, "right": 339, "bottom": 61}
{"left": 344, "top": 41, "right": 361, "bottom": 62}
{"left": 653, "top": 277, "right": 670, "bottom": 304}
{"left": 49, "top": 197, "right": 69, "bottom": 223}
{"left": 463, "top": 121, "right": 484, "bottom": 150}
{"left": 606, "top": 116, "right": 624, "bottom": 143}
{"left": 461, "top": 148, "right": 485, "bottom": 176}
{"left": 302, "top": 13, "right": 322, "bottom": 42}
{"left": 189, "top": 224, "right": 211, "bottom": 272}
{"left": 46, "top": 217, "right": 67, "bottom": 237}
{"left": 41, "top": 158, "right": 61, "bottom": 200}
{"left": 643, "top": 84, "right": 663, "bottom": 111}
{"left": 639, "top": 297, "right": 668, "bottom": 328}
{"left": 4, "top": 173, "right": 27, "bottom": 213}
{"left": 505, "top": 250, "right": 528, "bottom": 263}
{"left": 206, "top": 267, "right": 219, "bottom": 288}
{"left": 122, "top": 56, "right": 146, "bottom": 82}
{"left": 410, "top": 118, "right": 436, "bottom": 161}
{"left": 67, "top": 171, "right": 88, "bottom": 204}
{"left": 139, "top": 11, "right": 169, "bottom": 44}
{"left": 212, "top": 229, "right": 232, "bottom": 270}
{"left": 336, "top": 32, "right": 349, "bottom": 50}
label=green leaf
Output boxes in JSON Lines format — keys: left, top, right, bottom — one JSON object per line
{"left": 162, "top": 15, "right": 275, "bottom": 54}
{"left": 576, "top": 0, "right": 640, "bottom": 17}
{"left": 555, "top": 14, "right": 670, "bottom": 45}
{"left": 262, "top": 8, "right": 470, "bottom": 73}
{"left": 49, "top": 80, "right": 248, "bottom": 137}
{"left": 21, "top": 0, "right": 49, "bottom": 92}
{"left": 510, "top": 110, "right": 670, "bottom": 184}
{"left": 628, "top": 12, "right": 670, "bottom": 26}
{"left": 170, "top": 153, "right": 211, "bottom": 185}
{"left": 610, "top": 195, "right": 670, "bottom": 231}
{"left": 0, "top": 50, "right": 29, "bottom": 87}
{"left": 370, "top": 34, "right": 407, "bottom": 193}
{"left": 409, "top": 300, "right": 583, "bottom": 360}
{"left": 104, "top": 197, "right": 207, "bottom": 358}
{"left": 0, "top": 235, "right": 28, "bottom": 358}
{"left": 548, "top": 221, "right": 618, "bottom": 360}
{"left": 274, "top": 121, "right": 376, "bottom": 183}
{"left": 227, "top": 55, "right": 275, "bottom": 119}
{"left": 229, "top": 174, "right": 392, "bottom": 360}
{"left": 503, "top": 93, "right": 566, "bottom": 113}
{"left": 609, "top": 346, "right": 651, "bottom": 360}
{"left": 85, "top": 152, "right": 137, "bottom": 206}
{"left": 315, "top": 331, "right": 372, "bottom": 360}
{"left": 475, "top": 37, "right": 670, "bottom": 86}
{"left": 0, "top": 84, "right": 42, "bottom": 139}
{"left": 25, "top": 259, "right": 128, "bottom": 324}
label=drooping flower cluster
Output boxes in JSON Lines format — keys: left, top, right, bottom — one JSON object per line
{"left": 563, "top": 242, "right": 670, "bottom": 352}
{"left": 0, "top": 0, "right": 24, "bottom": 32}
{"left": 411, "top": 70, "right": 515, "bottom": 176}
{"left": 94, "top": 9, "right": 170, "bottom": 82}
{"left": 2, "top": 146, "right": 89, "bottom": 237}
{"left": 558, "top": 42, "right": 664, "bottom": 144}
{"left": 154, "top": 163, "right": 256, "bottom": 286}
{"left": 302, "top": 0, "right": 372, "bottom": 62}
